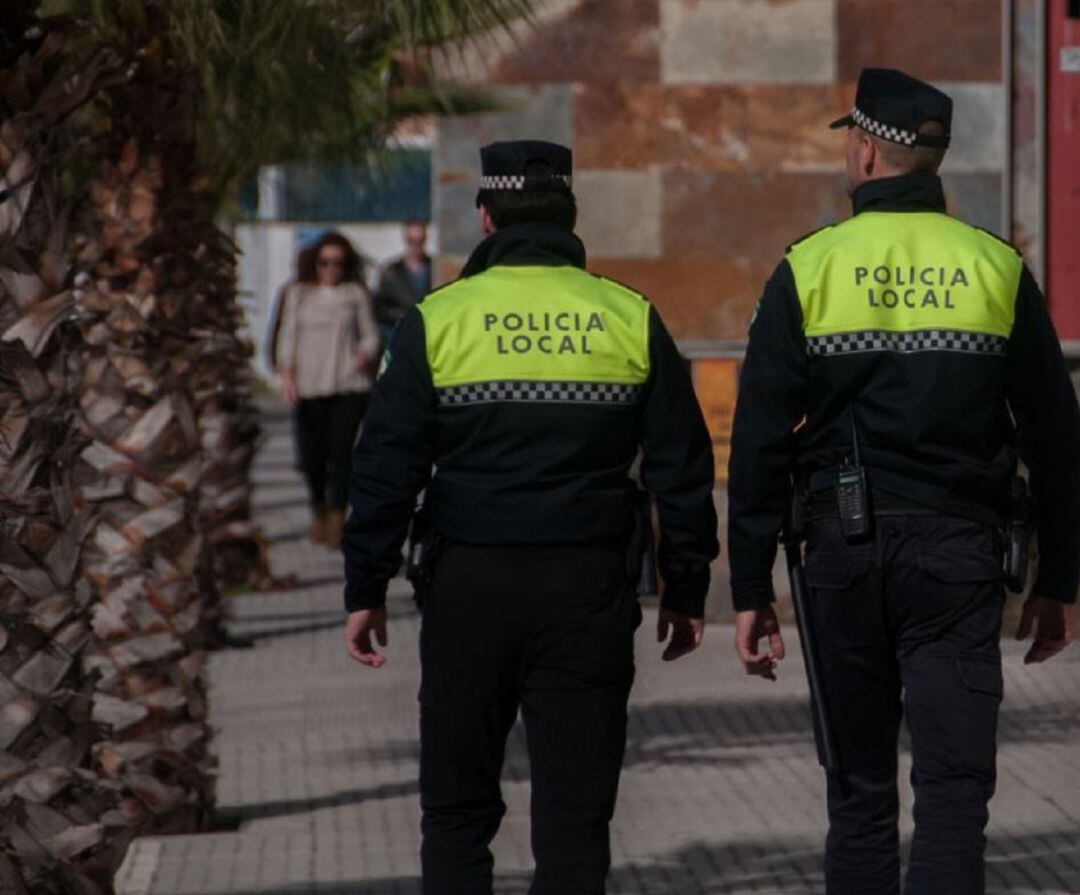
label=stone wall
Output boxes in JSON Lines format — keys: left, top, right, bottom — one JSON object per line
{"left": 434, "top": 0, "right": 1007, "bottom": 342}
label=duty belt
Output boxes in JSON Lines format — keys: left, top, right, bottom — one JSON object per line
{"left": 808, "top": 488, "right": 941, "bottom": 520}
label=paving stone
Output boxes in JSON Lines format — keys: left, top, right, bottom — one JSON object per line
{"left": 113, "top": 405, "right": 1080, "bottom": 894}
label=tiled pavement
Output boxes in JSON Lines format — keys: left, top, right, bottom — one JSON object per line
{"left": 115, "top": 410, "right": 1080, "bottom": 894}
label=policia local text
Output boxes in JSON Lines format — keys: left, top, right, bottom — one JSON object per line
{"left": 484, "top": 310, "right": 605, "bottom": 355}
{"left": 857, "top": 264, "right": 969, "bottom": 309}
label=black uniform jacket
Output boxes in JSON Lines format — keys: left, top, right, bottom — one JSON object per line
{"left": 344, "top": 224, "right": 719, "bottom": 616}
{"left": 728, "top": 172, "right": 1080, "bottom": 611}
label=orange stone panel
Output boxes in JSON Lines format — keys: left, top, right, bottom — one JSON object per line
{"left": 587, "top": 257, "right": 773, "bottom": 341}
{"left": 576, "top": 83, "right": 851, "bottom": 173}
{"left": 663, "top": 86, "right": 752, "bottom": 173}
{"left": 491, "top": 0, "right": 660, "bottom": 85}
{"left": 662, "top": 170, "right": 849, "bottom": 265}
{"left": 574, "top": 84, "right": 668, "bottom": 169}
{"left": 836, "top": 0, "right": 1002, "bottom": 83}
{"left": 692, "top": 359, "right": 740, "bottom": 486}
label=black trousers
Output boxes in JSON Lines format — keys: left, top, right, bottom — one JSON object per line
{"left": 419, "top": 544, "right": 641, "bottom": 895}
{"left": 804, "top": 515, "right": 1005, "bottom": 895}
{"left": 294, "top": 392, "right": 367, "bottom": 509}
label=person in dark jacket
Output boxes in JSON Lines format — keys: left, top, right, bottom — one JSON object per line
{"left": 372, "top": 220, "right": 432, "bottom": 347}
{"left": 728, "top": 69, "right": 1078, "bottom": 895}
{"left": 342, "top": 140, "right": 718, "bottom": 895}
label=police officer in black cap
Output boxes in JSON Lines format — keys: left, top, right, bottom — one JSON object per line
{"left": 729, "top": 69, "right": 1079, "bottom": 894}
{"left": 342, "top": 140, "right": 718, "bottom": 894}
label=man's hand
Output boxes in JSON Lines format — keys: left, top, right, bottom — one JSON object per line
{"left": 1016, "top": 595, "right": 1075, "bottom": 664}
{"left": 657, "top": 608, "right": 704, "bottom": 662}
{"left": 345, "top": 607, "right": 388, "bottom": 667}
{"left": 735, "top": 607, "right": 785, "bottom": 681}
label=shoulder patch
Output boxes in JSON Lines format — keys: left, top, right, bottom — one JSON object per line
{"left": 786, "top": 222, "right": 840, "bottom": 254}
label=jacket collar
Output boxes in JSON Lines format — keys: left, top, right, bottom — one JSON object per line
{"left": 852, "top": 170, "right": 947, "bottom": 215}
{"left": 460, "top": 224, "right": 587, "bottom": 278}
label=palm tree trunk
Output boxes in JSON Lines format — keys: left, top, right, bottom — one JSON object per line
{"left": 73, "top": 95, "right": 216, "bottom": 869}
{"left": 0, "top": 8, "right": 136, "bottom": 893}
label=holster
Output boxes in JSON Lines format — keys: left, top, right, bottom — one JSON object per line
{"left": 1004, "top": 476, "right": 1032, "bottom": 593}
{"left": 406, "top": 503, "right": 444, "bottom": 608}
{"left": 627, "top": 490, "right": 659, "bottom": 597}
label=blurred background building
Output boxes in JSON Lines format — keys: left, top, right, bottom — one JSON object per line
{"left": 238, "top": 0, "right": 1079, "bottom": 482}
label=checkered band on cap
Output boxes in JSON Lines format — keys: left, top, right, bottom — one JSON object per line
{"left": 437, "top": 380, "right": 642, "bottom": 407}
{"left": 479, "top": 174, "right": 573, "bottom": 191}
{"left": 851, "top": 106, "right": 918, "bottom": 147}
{"left": 807, "top": 329, "right": 1008, "bottom": 358}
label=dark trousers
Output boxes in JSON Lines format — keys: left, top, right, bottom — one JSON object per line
{"left": 419, "top": 544, "right": 641, "bottom": 895}
{"left": 804, "top": 516, "right": 1005, "bottom": 895}
{"left": 294, "top": 392, "right": 367, "bottom": 509}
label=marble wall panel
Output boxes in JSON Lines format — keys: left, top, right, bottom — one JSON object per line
{"left": 663, "top": 170, "right": 849, "bottom": 266}
{"left": 491, "top": 0, "right": 660, "bottom": 84}
{"left": 573, "top": 84, "right": 668, "bottom": 169}
{"left": 941, "top": 172, "right": 1003, "bottom": 236}
{"left": 436, "top": 84, "right": 573, "bottom": 178}
{"left": 937, "top": 82, "right": 1007, "bottom": 175}
{"left": 435, "top": 84, "right": 572, "bottom": 257}
{"left": 661, "top": 0, "right": 836, "bottom": 85}
{"left": 575, "top": 169, "right": 663, "bottom": 259}
{"left": 575, "top": 83, "right": 850, "bottom": 173}
{"left": 588, "top": 257, "right": 771, "bottom": 340}
{"left": 836, "top": 0, "right": 1001, "bottom": 82}
{"left": 435, "top": 180, "right": 484, "bottom": 258}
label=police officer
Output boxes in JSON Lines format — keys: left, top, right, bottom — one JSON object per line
{"left": 342, "top": 141, "right": 719, "bottom": 894}
{"left": 728, "top": 70, "right": 1079, "bottom": 895}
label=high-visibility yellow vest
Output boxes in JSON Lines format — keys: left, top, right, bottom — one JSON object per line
{"left": 418, "top": 265, "right": 651, "bottom": 405}
{"left": 786, "top": 211, "right": 1023, "bottom": 357}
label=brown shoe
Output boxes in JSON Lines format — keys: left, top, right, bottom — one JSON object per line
{"left": 309, "top": 504, "right": 328, "bottom": 544}
{"left": 324, "top": 509, "right": 345, "bottom": 549}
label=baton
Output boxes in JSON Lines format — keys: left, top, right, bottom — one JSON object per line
{"left": 782, "top": 525, "right": 843, "bottom": 777}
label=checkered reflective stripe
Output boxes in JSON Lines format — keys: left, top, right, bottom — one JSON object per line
{"left": 437, "top": 380, "right": 642, "bottom": 407}
{"left": 807, "top": 329, "right": 1008, "bottom": 357}
{"left": 851, "top": 107, "right": 918, "bottom": 147}
{"left": 479, "top": 174, "right": 573, "bottom": 191}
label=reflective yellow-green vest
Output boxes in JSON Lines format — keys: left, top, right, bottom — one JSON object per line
{"left": 786, "top": 211, "right": 1023, "bottom": 357}
{"left": 418, "top": 265, "right": 651, "bottom": 406}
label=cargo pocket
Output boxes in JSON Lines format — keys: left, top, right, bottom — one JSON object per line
{"left": 956, "top": 657, "right": 1003, "bottom": 700}
{"left": 917, "top": 551, "right": 1002, "bottom": 585}
{"left": 804, "top": 554, "right": 872, "bottom": 591}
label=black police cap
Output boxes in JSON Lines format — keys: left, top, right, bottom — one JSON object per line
{"left": 476, "top": 140, "right": 573, "bottom": 201}
{"left": 830, "top": 68, "right": 952, "bottom": 149}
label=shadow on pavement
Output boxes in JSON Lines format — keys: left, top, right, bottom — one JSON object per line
{"left": 623, "top": 697, "right": 815, "bottom": 766}
{"left": 182, "top": 826, "right": 1080, "bottom": 894}
{"left": 998, "top": 700, "right": 1080, "bottom": 745}
{"left": 217, "top": 779, "right": 420, "bottom": 823}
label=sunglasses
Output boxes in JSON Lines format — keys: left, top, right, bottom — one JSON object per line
{"left": 317, "top": 257, "right": 345, "bottom": 268}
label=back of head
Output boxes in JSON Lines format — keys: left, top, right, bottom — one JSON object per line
{"left": 871, "top": 119, "right": 948, "bottom": 175}
{"left": 480, "top": 160, "right": 577, "bottom": 231}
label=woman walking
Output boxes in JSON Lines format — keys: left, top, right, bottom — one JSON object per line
{"left": 277, "top": 232, "right": 380, "bottom": 547}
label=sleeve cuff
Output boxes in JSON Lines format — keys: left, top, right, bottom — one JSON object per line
{"left": 344, "top": 579, "right": 389, "bottom": 612}
{"left": 732, "top": 579, "right": 776, "bottom": 612}
{"left": 1033, "top": 572, "right": 1079, "bottom": 604}
{"left": 659, "top": 566, "right": 710, "bottom": 618}
{"left": 660, "top": 587, "right": 706, "bottom": 619}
